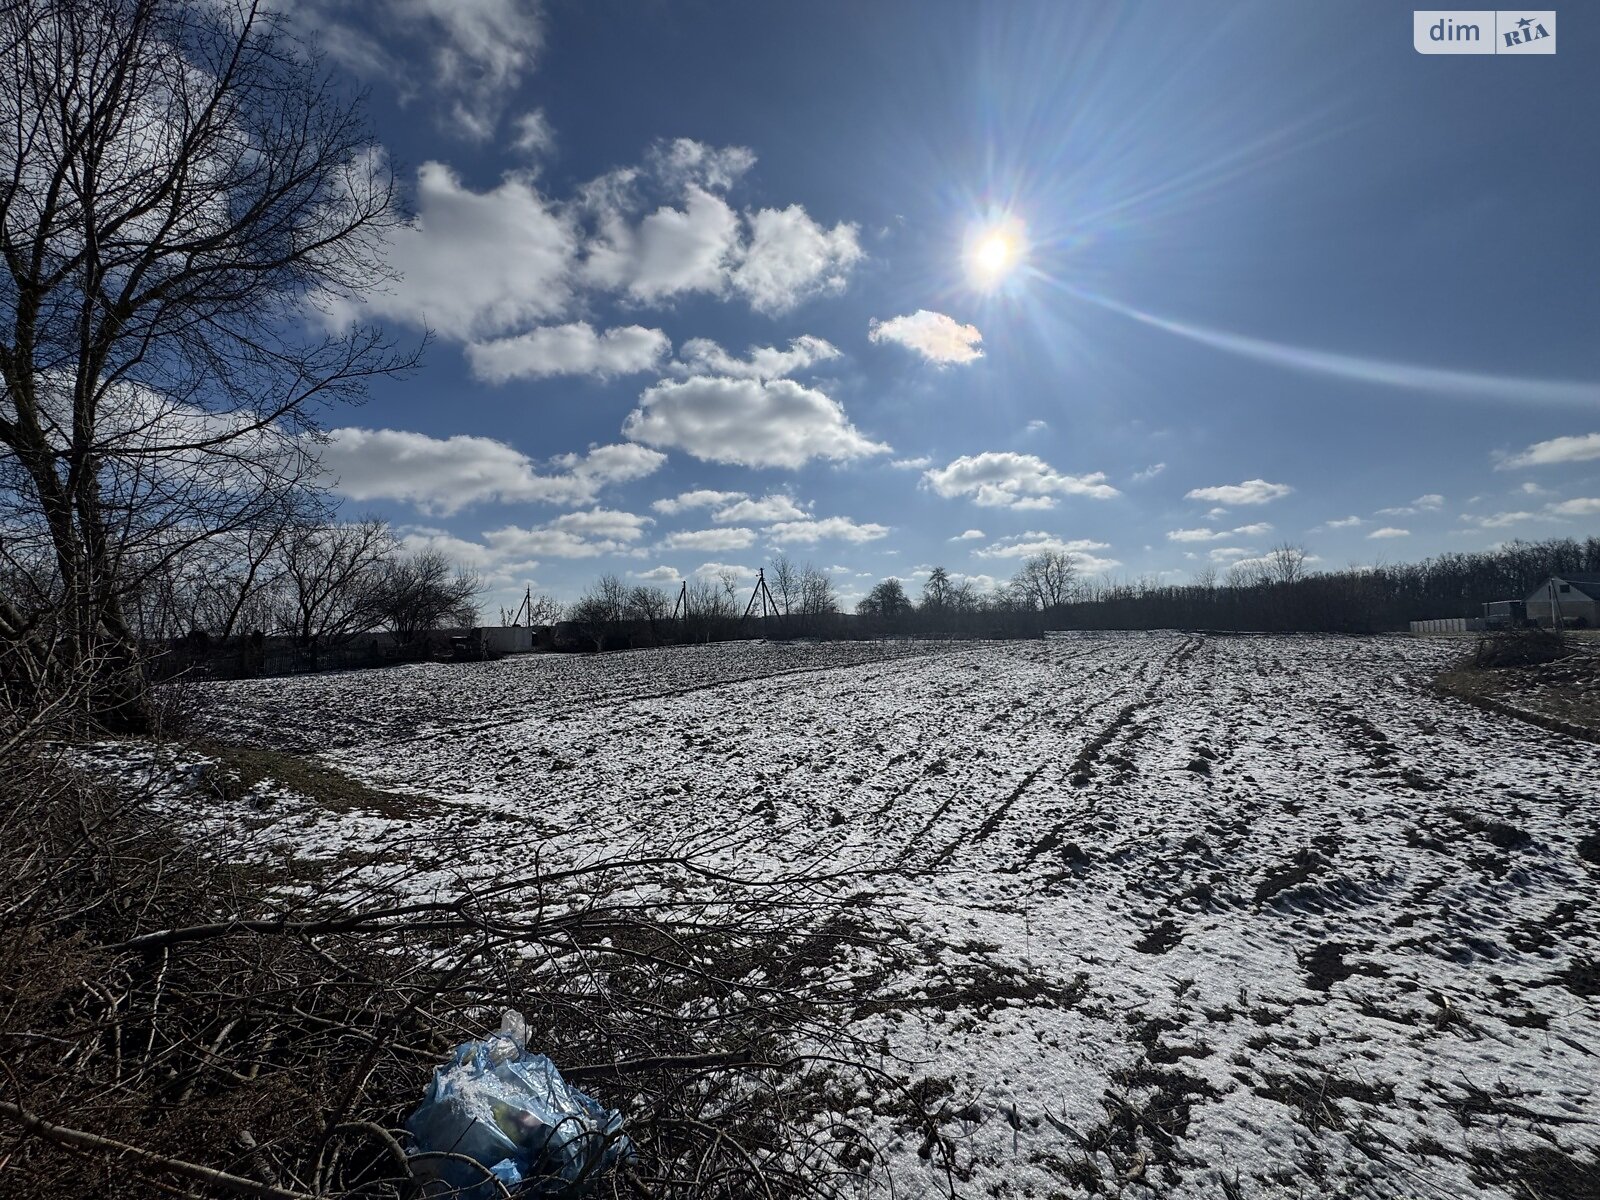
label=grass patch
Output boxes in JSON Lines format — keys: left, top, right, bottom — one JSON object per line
{"left": 191, "top": 739, "right": 437, "bottom": 819}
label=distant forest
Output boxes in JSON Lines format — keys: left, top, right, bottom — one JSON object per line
{"left": 1044, "top": 537, "right": 1600, "bottom": 634}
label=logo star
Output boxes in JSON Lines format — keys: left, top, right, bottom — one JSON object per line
{"left": 1517, "top": 16, "right": 1533, "bottom": 28}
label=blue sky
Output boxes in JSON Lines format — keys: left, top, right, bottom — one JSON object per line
{"left": 295, "top": 0, "right": 1600, "bottom": 611}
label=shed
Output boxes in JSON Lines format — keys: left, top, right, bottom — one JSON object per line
{"left": 1523, "top": 574, "right": 1600, "bottom": 627}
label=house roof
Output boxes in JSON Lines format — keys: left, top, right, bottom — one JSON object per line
{"left": 1531, "top": 573, "right": 1600, "bottom": 602}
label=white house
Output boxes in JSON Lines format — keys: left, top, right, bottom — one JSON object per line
{"left": 1524, "top": 574, "right": 1600, "bottom": 628}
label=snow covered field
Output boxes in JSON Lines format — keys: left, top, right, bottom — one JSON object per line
{"left": 141, "top": 634, "right": 1600, "bottom": 1198}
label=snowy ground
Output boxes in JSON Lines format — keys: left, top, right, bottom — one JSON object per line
{"left": 106, "top": 634, "right": 1600, "bottom": 1198}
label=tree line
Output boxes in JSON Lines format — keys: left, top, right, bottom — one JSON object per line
{"left": 560, "top": 537, "right": 1600, "bottom": 649}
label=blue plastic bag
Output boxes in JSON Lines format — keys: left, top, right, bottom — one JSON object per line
{"left": 405, "top": 1011, "right": 633, "bottom": 1198}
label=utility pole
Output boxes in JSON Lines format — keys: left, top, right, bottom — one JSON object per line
{"left": 743, "top": 568, "right": 782, "bottom": 632}
{"left": 512, "top": 586, "right": 533, "bottom": 626}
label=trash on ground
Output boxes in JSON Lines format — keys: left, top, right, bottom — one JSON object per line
{"left": 406, "top": 1010, "right": 633, "bottom": 1197}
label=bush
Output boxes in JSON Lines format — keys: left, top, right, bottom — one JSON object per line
{"left": 1473, "top": 628, "right": 1569, "bottom": 669}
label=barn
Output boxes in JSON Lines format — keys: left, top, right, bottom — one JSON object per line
{"left": 1524, "top": 574, "right": 1600, "bottom": 627}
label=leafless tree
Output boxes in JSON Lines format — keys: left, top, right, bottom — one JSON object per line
{"left": 717, "top": 568, "right": 743, "bottom": 613}
{"left": 920, "top": 565, "right": 954, "bottom": 612}
{"left": 1010, "top": 551, "right": 1075, "bottom": 611}
{"left": 857, "top": 578, "right": 911, "bottom": 619}
{"left": 768, "top": 553, "right": 800, "bottom": 616}
{"left": 569, "top": 573, "right": 629, "bottom": 651}
{"left": 373, "top": 548, "right": 482, "bottom": 649}
{"left": 1267, "top": 542, "right": 1309, "bottom": 586}
{"left": 626, "top": 583, "right": 671, "bottom": 642}
{"left": 275, "top": 518, "right": 392, "bottom": 661}
{"left": 0, "top": 0, "right": 418, "bottom": 728}
{"left": 501, "top": 591, "right": 564, "bottom": 626}
{"left": 796, "top": 564, "right": 838, "bottom": 633}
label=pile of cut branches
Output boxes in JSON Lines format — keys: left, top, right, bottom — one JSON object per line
{"left": 0, "top": 739, "right": 898, "bottom": 1198}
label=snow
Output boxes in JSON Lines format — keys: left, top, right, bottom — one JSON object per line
{"left": 108, "top": 634, "right": 1600, "bottom": 1196}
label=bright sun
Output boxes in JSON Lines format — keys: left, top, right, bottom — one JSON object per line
{"left": 967, "top": 221, "right": 1025, "bottom": 287}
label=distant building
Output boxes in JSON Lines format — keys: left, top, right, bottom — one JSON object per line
{"left": 1524, "top": 574, "right": 1600, "bottom": 627}
{"left": 1481, "top": 599, "right": 1527, "bottom": 628}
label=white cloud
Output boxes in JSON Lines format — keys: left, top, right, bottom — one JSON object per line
{"left": 1459, "top": 510, "right": 1547, "bottom": 529}
{"left": 651, "top": 489, "right": 744, "bottom": 515}
{"left": 1548, "top": 497, "right": 1600, "bottom": 517}
{"left": 953, "top": 572, "right": 1002, "bottom": 593}
{"left": 672, "top": 336, "right": 839, "bottom": 380}
{"left": 890, "top": 456, "right": 933, "bottom": 470}
{"left": 733, "top": 205, "right": 864, "bottom": 314}
{"left": 868, "top": 310, "right": 983, "bottom": 365}
{"left": 1185, "top": 479, "right": 1293, "bottom": 506}
{"left": 973, "top": 532, "right": 1119, "bottom": 572}
{"left": 395, "top": 528, "right": 529, "bottom": 576}
{"left": 297, "top": 0, "right": 543, "bottom": 142}
{"left": 1498, "top": 432, "right": 1600, "bottom": 469}
{"left": 1025, "top": 419, "right": 1049, "bottom": 435}
{"left": 624, "top": 377, "right": 889, "bottom": 468}
{"left": 510, "top": 109, "right": 555, "bottom": 160}
{"left": 478, "top": 325, "right": 670, "bottom": 383}
{"left": 1131, "top": 463, "right": 1167, "bottom": 483}
{"left": 326, "top": 139, "right": 867, "bottom": 359}
{"left": 662, "top": 527, "right": 756, "bottom": 551}
{"left": 483, "top": 509, "right": 650, "bottom": 559}
{"left": 547, "top": 508, "right": 652, "bottom": 541}
{"left": 712, "top": 494, "right": 808, "bottom": 523}
{"left": 923, "top": 452, "right": 1119, "bottom": 509}
{"left": 765, "top": 517, "right": 889, "bottom": 544}
{"left": 1375, "top": 493, "right": 1444, "bottom": 517}
{"left": 1166, "top": 521, "right": 1276, "bottom": 543}
{"left": 1367, "top": 526, "right": 1410, "bottom": 539}
{"left": 692, "top": 561, "right": 751, "bottom": 581}
{"left": 633, "top": 565, "right": 681, "bottom": 583}
{"left": 317, "top": 428, "right": 663, "bottom": 514}
{"left": 581, "top": 144, "right": 862, "bottom": 314}
{"left": 467, "top": 322, "right": 669, "bottom": 382}
{"left": 646, "top": 138, "right": 757, "bottom": 192}
{"left": 597, "top": 184, "right": 743, "bottom": 304}
{"left": 325, "top": 162, "right": 574, "bottom": 340}
{"left": 1326, "top": 515, "right": 1364, "bottom": 529}
{"left": 1208, "top": 546, "right": 1255, "bottom": 562}
{"left": 951, "top": 529, "right": 985, "bottom": 541}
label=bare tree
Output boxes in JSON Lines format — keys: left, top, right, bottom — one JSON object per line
{"left": 920, "top": 565, "right": 954, "bottom": 612}
{"left": 857, "top": 578, "right": 911, "bottom": 619}
{"left": 569, "top": 573, "right": 630, "bottom": 651}
{"left": 768, "top": 554, "right": 800, "bottom": 616}
{"left": 683, "top": 576, "right": 735, "bottom": 643}
{"left": 626, "top": 584, "right": 671, "bottom": 642}
{"left": 1010, "top": 551, "right": 1075, "bottom": 611}
{"left": 0, "top": 0, "right": 417, "bottom": 727}
{"left": 502, "top": 591, "right": 563, "bottom": 626}
{"left": 796, "top": 564, "right": 837, "bottom": 633}
{"left": 1267, "top": 542, "right": 1309, "bottom": 586}
{"left": 717, "top": 568, "right": 743, "bottom": 614}
{"left": 374, "top": 548, "right": 482, "bottom": 649}
{"left": 275, "top": 519, "right": 392, "bottom": 662}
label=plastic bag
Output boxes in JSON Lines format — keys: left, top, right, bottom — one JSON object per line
{"left": 405, "top": 1010, "right": 633, "bottom": 1198}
